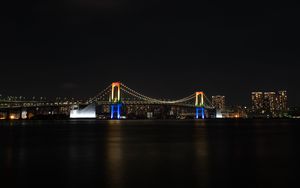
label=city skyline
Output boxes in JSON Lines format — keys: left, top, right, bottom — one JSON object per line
{"left": 0, "top": 81, "right": 292, "bottom": 120}
{"left": 0, "top": 82, "right": 293, "bottom": 108}
{"left": 0, "top": 81, "right": 290, "bottom": 109}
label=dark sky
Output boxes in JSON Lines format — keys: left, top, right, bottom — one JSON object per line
{"left": 1, "top": 1, "right": 300, "bottom": 106}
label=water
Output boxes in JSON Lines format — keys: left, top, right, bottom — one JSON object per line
{"left": 0, "top": 119, "right": 300, "bottom": 188}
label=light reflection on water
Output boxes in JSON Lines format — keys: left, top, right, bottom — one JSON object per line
{"left": 105, "top": 122, "right": 124, "bottom": 187}
{"left": 0, "top": 119, "right": 299, "bottom": 188}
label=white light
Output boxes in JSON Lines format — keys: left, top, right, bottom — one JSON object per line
{"left": 21, "top": 111, "right": 27, "bottom": 119}
{"left": 70, "top": 103, "right": 96, "bottom": 119}
{"left": 216, "top": 110, "right": 222, "bottom": 118}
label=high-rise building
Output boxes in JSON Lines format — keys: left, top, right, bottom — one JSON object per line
{"left": 264, "top": 92, "right": 276, "bottom": 116}
{"left": 251, "top": 91, "right": 288, "bottom": 117}
{"left": 251, "top": 92, "right": 264, "bottom": 114}
{"left": 278, "top": 91, "right": 288, "bottom": 112}
{"left": 212, "top": 95, "right": 225, "bottom": 110}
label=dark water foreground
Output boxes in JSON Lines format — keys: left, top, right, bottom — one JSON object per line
{"left": 0, "top": 119, "right": 300, "bottom": 188}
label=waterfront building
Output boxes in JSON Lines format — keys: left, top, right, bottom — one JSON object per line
{"left": 212, "top": 95, "right": 225, "bottom": 110}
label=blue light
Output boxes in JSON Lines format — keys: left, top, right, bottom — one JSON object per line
{"left": 117, "top": 104, "right": 121, "bottom": 119}
{"left": 201, "top": 107, "right": 205, "bottom": 119}
{"left": 110, "top": 104, "right": 122, "bottom": 119}
{"left": 196, "top": 107, "right": 205, "bottom": 119}
{"left": 111, "top": 105, "right": 114, "bottom": 119}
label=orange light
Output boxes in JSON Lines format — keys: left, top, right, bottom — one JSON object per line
{"left": 111, "top": 82, "right": 121, "bottom": 102}
{"left": 9, "top": 115, "right": 16, "bottom": 120}
{"left": 195, "top": 92, "right": 204, "bottom": 107}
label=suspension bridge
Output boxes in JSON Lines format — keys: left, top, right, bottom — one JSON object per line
{"left": 82, "top": 82, "right": 214, "bottom": 119}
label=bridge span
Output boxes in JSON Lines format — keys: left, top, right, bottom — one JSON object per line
{"left": 0, "top": 82, "right": 215, "bottom": 120}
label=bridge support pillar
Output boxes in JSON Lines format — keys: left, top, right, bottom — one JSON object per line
{"left": 195, "top": 92, "right": 205, "bottom": 119}
{"left": 110, "top": 82, "right": 123, "bottom": 119}
{"left": 110, "top": 103, "right": 122, "bottom": 119}
{"left": 196, "top": 107, "right": 205, "bottom": 119}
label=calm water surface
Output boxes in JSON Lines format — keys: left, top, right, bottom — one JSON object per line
{"left": 0, "top": 119, "right": 300, "bottom": 188}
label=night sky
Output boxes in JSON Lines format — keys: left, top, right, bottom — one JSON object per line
{"left": 1, "top": 1, "right": 299, "bottom": 106}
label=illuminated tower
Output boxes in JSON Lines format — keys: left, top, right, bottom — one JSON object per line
{"left": 110, "top": 82, "right": 122, "bottom": 119}
{"left": 251, "top": 92, "right": 264, "bottom": 114}
{"left": 278, "top": 91, "right": 288, "bottom": 112}
{"left": 212, "top": 95, "right": 225, "bottom": 110}
{"left": 195, "top": 92, "right": 205, "bottom": 119}
{"left": 264, "top": 92, "right": 276, "bottom": 116}
{"left": 111, "top": 82, "right": 121, "bottom": 103}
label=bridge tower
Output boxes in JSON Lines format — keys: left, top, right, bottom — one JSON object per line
{"left": 195, "top": 92, "right": 205, "bottom": 119}
{"left": 110, "top": 82, "right": 122, "bottom": 119}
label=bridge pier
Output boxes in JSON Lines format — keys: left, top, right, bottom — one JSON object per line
{"left": 110, "top": 103, "right": 122, "bottom": 119}
{"left": 195, "top": 92, "right": 205, "bottom": 119}
{"left": 196, "top": 107, "right": 205, "bottom": 119}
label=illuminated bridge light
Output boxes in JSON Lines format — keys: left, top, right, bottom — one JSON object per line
{"left": 111, "top": 82, "right": 121, "bottom": 103}
{"left": 110, "top": 104, "right": 122, "bottom": 119}
{"left": 110, "top": 82, "right": 123, "bottom": 119}
{"left": 195, "top": 92, "right": 205, "bottom": 119}
{"left": 86, "top": 83, "right": 212, "bottom": 120}
{"left": 195, "top": 92, "right": 204, "bottom": 107}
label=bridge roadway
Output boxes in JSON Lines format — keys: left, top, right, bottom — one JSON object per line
{"left": 96, "top": 101, "right": 196, "bottom": 107}
{"left": 0, "top": 100, "right": 82, "bottom": 109}
{"left": 0, "top": 100, "right": 202, "bottom": 109}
